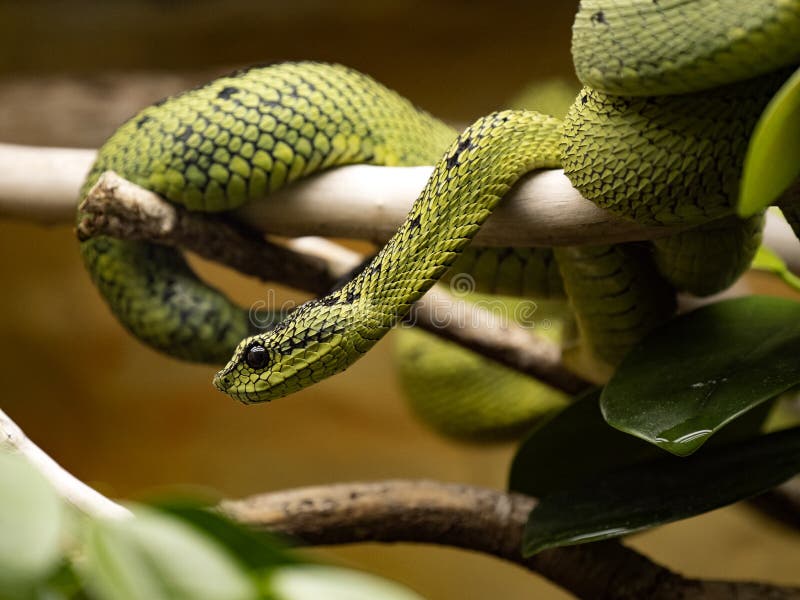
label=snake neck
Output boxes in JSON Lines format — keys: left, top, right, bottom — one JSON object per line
{"left": 214, "top": 110, "right": 563, "bottom": 402}
{"left": 347, "top": 112, "right": 564, "bottom": 323}
{"left": 572, "top": 0, "right": 800, "bottom": 96}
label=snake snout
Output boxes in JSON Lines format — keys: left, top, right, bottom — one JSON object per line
{"left": 212, "top": 369, "right": 233, "bottom": 393}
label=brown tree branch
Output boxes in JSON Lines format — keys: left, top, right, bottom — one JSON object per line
{"left": 4, "top": 402, "right": 799, "bottom": 598}
{"left": 221, "top": 480, "right": 800, "bottom": 600}
{"left": 78, "top": 171, "right": 590, "bottom": 394}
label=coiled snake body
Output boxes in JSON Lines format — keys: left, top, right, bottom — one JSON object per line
{"left": 78, "top": 1, "right": 800, "bottom": 430}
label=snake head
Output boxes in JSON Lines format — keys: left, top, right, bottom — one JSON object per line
{"left": 212, "top": 298, "right": 365, "bottom": 403}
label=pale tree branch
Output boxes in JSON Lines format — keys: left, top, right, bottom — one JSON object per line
{"left": 236, "top": 164, "right": 676, "bottom": 247}
{"left": 2, "top": 141, "right": 799, "bottom": 262}
{"left": 0, "top": 144, "right": 96, "bottom": 224}
{"left": 1, "top": 141, "right": 675, "bottom": 246}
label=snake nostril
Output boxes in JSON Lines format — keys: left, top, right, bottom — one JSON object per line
{"left": 213, "top": 372, "right": 230, "bottom": 391}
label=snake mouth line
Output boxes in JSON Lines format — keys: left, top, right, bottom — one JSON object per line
{"left": 212, "top": 375, "right": 274, "bottom": 404}
{"left": 213, "top": 363, "right": 298, "bottom": 403}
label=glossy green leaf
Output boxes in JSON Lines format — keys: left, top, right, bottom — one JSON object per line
{"left": 601, "top": 296, "right": 800, "bottom": 456}
{"left": 510, "top": 389, "right": 773, "bottom": 497}
{"left": 739, "top": 67, "right": 800, "bottom": 216}
{"left": 154, "top": 500, "right": 297, "bottom": 570}
{"left": 269, "top": 565, "right": 425, "bottom": 600}
{"left": 509, "top": 390, "right": 661, "bottom": 497}
{"left": 81, "top": 507, "right": 256, "bottom": 600}
{"left": 751, "top": 245, "right": 800, "bottom": 291}
{"left": 0, "top": 453, "right": 63, "bottom": 591}
{"left": 523, "top": 426, "right": 800, "bottom": 556}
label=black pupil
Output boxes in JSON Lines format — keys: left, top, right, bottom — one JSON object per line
{"left": 245, "top": 344, "right": 269, "bottom": 369}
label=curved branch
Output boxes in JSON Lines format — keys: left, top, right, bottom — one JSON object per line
{"left": 222, "top": 480, "right": 800, "bottom": 600}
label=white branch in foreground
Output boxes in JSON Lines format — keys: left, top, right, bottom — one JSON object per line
{"left": 0, "top": 408, "right": 131, "bottom": 520}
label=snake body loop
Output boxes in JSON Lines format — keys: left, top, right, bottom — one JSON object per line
{"left": 571, "top": 0, "right": 800, "bottom": 96}
{"left": 79, "top": 63, "right": 454, "bottom": 362}
{"left": 78, "top": 1, "right": 799, "bottom": 426}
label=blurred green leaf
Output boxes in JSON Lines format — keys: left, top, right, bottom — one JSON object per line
{"left": 37, "top": 562, "right": 91, "bottom": 600}
{"left": 506, "top": 78, "right": 579, "bottom": 117}
{"left": 522, "top": 426, "right": 800, "bottom": 556}
{"left": 739, "top": 67, "right": 800, "bottom": 216}
{"left": 153, "top": 500, "right": 297, "bottom": 570}
{"left": 601, "top": 296, "right": 800, "bottom": 456}
{"left": 268, "top": 565, "right": 425, "bottom": 600}
{"left": 81, "top": 507, "right": 257, "bottom": 600}
{"left": 0, "top": 453, "right": 63, "bottom": 592}
{"left": 751, "top": 245, "right": 800, "bottom": 291}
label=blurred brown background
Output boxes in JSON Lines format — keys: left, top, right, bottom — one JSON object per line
{"left": 0, "top": 1, "right": 798, "bottom": 598}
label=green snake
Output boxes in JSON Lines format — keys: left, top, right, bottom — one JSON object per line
{"left": 78, "top": 1, "right": 800, "bottom": 430}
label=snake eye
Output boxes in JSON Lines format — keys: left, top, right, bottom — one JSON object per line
{"left": 244, "top": 343, "right": 270, "bottom": 370}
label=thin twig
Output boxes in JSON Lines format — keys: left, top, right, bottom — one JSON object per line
{"left": 222, "top": 480, "right": 800, "bottom": 600}
{"left": 412, "top": 287, "right": 588, "bottom": 393}
{"left": 78, "top": 171, "right": 590, "bottom": 394}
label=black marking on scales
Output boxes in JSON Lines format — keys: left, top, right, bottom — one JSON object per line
{"left": 447, "top": 136, "right": 475, "bottom": 169}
